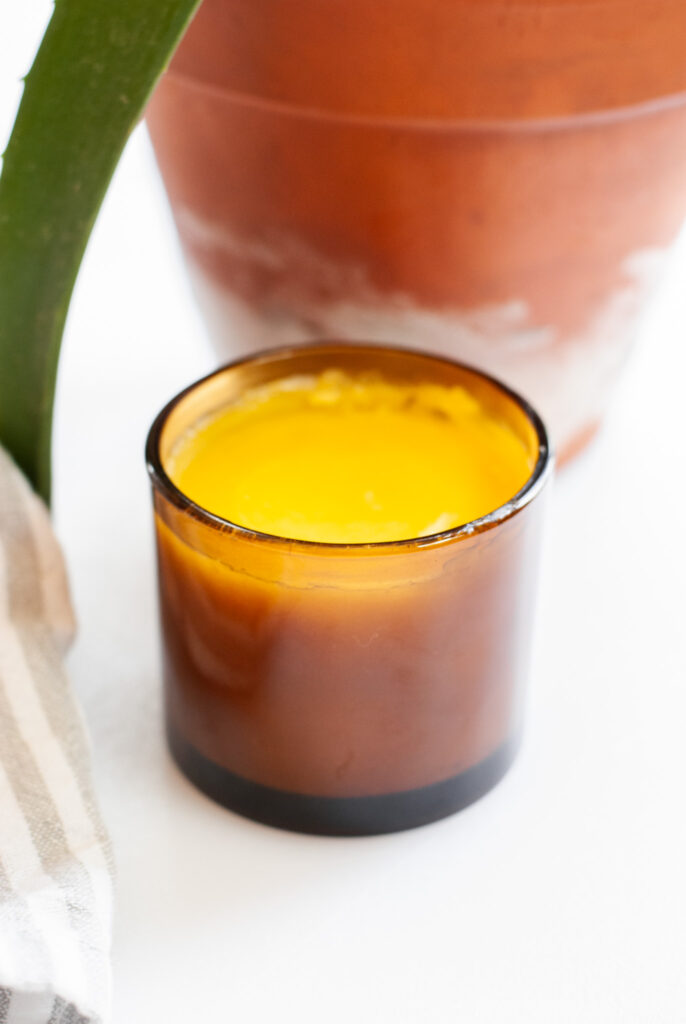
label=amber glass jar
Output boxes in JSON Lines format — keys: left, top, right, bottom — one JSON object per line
{"left": 146, "top": 344, "right": 552, "bottom": 834}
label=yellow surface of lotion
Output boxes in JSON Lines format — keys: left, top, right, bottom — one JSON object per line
{"left": 167, "top": 371, "right": 535, "bottom": 544}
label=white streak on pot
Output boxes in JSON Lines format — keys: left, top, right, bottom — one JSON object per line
{"left": 175, "top": 209, "right": 670, "bottom": 451}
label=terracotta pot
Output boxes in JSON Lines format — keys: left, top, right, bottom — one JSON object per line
{"left": 146, "top": 0, "right": 686, "bottom": 456}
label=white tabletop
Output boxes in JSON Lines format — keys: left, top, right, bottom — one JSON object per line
{"left": 4, "top": 10, "right": 686, "bottom": 1022}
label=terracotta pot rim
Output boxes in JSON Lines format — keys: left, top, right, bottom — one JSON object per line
{"left": 161, "top": 69, "right": 686, "bottom": 132}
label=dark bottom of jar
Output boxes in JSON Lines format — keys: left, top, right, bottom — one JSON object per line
{"left": 168, "top": 726, "right": 519, "bottom": 836}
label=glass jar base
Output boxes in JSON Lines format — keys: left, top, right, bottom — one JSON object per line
{"left": 167, "top": 727, "right": 520, "bottom": 836}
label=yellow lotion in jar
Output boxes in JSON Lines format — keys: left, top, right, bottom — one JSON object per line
{"left": 167, "top": 370, "right": 535, "bottom": 544}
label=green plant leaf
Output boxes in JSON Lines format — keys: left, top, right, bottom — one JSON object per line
{"left": 0, "top": 0, "right": 202, "bottom": 502}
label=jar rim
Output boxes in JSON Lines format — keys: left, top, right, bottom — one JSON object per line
{"left": 145, "top": 341, "right": 553, "bottom": 555}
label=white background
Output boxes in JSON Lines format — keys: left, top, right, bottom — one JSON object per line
{"left": 2, "top": 8, "right": 686, "bottom": 1022}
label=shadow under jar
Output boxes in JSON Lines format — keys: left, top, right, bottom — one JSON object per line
{"left": 146, "top": 344, "right": 552, "bottom": 835}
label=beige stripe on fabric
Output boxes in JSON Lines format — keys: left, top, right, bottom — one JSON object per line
{"left": 0, "top": 459, "right": 113, "bottom": 872}
{"left": 0, "top": 449, "right": 112, "bottom": 1021}
{"left": 0, "top": 680, "right": 96, "bottom": 1004}
{"left": 0, "top": 757, "right": 85, "bottom": 1001}
{"left": 0, "top": 452, "right": 45, "bottom": 621}
{"left": 0, "top": 602, "right": 113, "bottom": 997}
{"left": 13, "top": 623, "right": 113, "bottom": 877}
{"left": 0, "top": 451, "right": 112, "bottom": 875}
{"left": 0, "top": 543, "right": 112, "bottom": 953}
{"left": 17, "top": 460, "right": 75, "bottom": 652}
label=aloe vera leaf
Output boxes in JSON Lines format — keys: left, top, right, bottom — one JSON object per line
{"left": 0, "top": 0, "right": 202, "bottom": 502}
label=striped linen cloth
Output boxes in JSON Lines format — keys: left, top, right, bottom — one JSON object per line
{"left": 0, "top": 449, "right": 113, "bottom": 1024}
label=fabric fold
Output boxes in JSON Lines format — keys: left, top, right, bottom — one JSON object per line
{"left": 0, "top": 449, "right": 113, "bottom": 1024}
